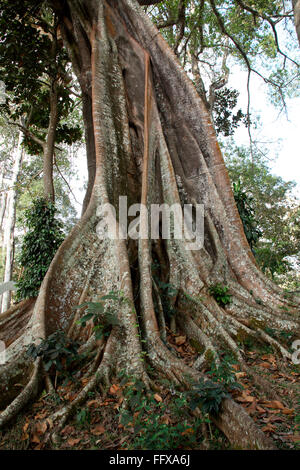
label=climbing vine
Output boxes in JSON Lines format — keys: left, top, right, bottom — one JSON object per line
{"left": 16, "top": 198, "right": 64, "bottom": 299}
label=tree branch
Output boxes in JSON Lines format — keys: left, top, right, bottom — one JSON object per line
{"left": 8, "top": 121, "right": 63, "bottom": 153}
{"left": 209, "top": 0, "right": 288, "bottom": 110}
{"left": 9, "top": 122, "right": 46, "bottom": 150}
{"left": 174, "top": 0, "right": 186, "bottom": 55}
{"left": 234, "top": 0, "right": 298, "bottom": 65}
{"left": 138, "top": 0, "right": 163, "bottom": 5}
{"left": 54, "top": 153, "right": 81, "bottom": 205}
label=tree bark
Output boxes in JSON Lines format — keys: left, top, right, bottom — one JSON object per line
{"left": 1, "top": 131, "right": 23, "bottom": 312}
{"left": 0, "top": 170, "right": 7, "bottom": 244}
{"left": 43, "top": 80, "right": 58, "bottom": 202}
{"left": 293, "top": 0, "right": 300, "bottom": 45}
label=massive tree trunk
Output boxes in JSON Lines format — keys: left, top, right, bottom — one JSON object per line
{"left": 0, "top": 0, "right": 299, "bottom": 449}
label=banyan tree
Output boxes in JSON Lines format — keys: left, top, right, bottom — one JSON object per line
{"left": 0, "top": 0, "right": 299, "bottom": 449}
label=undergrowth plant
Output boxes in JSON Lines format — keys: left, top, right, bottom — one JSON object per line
{"left": 188, "top": 379, "right": 228, "bottom": 415}
{"left": 208, "top": 283, "right": 232, "bottom": 307}
{"left": 117, "top": 373, "right": 204, "bottom": 450}
{"left": 75, "top": 291, "right": 122, "bottom": 340}
{"left": 207, "top": 356, "right": 243, "bottom": 392}
{"left": 26, "top": 331, "right": 80, "bottom": 379}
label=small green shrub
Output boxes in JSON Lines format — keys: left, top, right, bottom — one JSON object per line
{"left": 76, "top": 408, "right": 91, "bottom": 428}
{"left": 118, "top": 373, "right": 203, "bottom": 450}
{"left": 16, "top": 198, "right": 64, "bottom": 299}
{"left": 188, "top": 379, "right": 229, "bottom": 415}
{"left": 207, "top": 356, "right": 243, "bottom": 392}
{"left": 208, "top": 283, "right": 232, "bottom": 307}
{"left": 26, "top": 331, "right": 80, "bottom": 374}
{"left": 75, "top": 291, "right": 121, "bottom": 340}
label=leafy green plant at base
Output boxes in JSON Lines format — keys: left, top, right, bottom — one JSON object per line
{"left": 208, "top": 283, "right": 232, "bottom": 307}
{"left": 75, "top": 291, "right": 121, "bottom": 340}
{"left": 16, "top": 197, "right": 65, "bottom": 300}
{"left": 207, "top": 356, "right": 243, "bottom": 392}
{"left": 26, "top": 331, "right": 80, "bottom": 376}
{"left": 117, "top": 373, "right": 204, "bottom": 450}
{"left": 76, "top": 408, "right": 91, "bottom": 428}
{"left": 188, "top": 379, "right": 229, "bottom": 416}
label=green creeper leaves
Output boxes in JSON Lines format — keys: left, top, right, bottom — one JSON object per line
{"left": 26, "top": 330, "right": 80, "bottom": 373}
{"left": 233, "top": 179, "right": 262, "bottom": 251}
{"left": 75, "top": 291, "right": 121, "bottom": 340}
{"left": 188, "top": 378, "right": 229, "bottom": 415}
{"left": 16, "top": 197, "right": 64, "bottom": 299}
{"left": 208, "top": 283, "right": 232, "bottom": 307}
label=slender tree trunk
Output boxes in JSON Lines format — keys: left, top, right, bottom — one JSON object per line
{"left": 1, "top": 131, "right": 23, "bottom": 313}
{"left": 0, "top": 170, "right": 7, "bottom": 244}
{"left": 0, "top": 170, "right": 7, "bottom": 308}
{"left": 43, "top": 80, "right": 58, "bottom": 202}
{"left": 0, "top": 193, "right": 7, "bottom": 239}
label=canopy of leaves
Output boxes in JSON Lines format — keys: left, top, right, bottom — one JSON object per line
{"left": 0, "top": 0, "right": 82, "bottom": 155}
{"left": 225, "top": 144, "right": 300, "bottom": 278}
{"left": 146, "top": 0, "right": 300, "bottom": 115}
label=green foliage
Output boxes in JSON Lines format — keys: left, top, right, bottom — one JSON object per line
{"left": 26, "top": 330, "right": 80, "bottom": 373}
{"left": 118, "top": 374, "right": 203, "bottom": 450}
{"left": 187, "top": 356, "right": 242, "bottom": 416}
{"left": 0, "top": 0, "right": 82, "bottom": 156}
{"left": 188, "top": 378, "right": 228, "bottom": 415}
{"left": 225, "top": 145, "right": 300, "bottom": 280}
{"left": 213, "top": 88, "right": 247, "bottom": 137}
{"left": 147, "top": 0, "right": 300, "bottom": 113}
{"left": 207, "top": 356, "right": 243, "bottom": 392}
{"left": 208, "top": 283, "right": 232, "bottom": 307}
{"left": 233, "top": 179, "right": 262, "bottom": 251}
{"left": 16, "top": 197, "right": 64, "bottom": 299}
{"left": 76, "top": 408, "right": 91, "bottom": 428}
{"left": 75, "top": 291, "right": 121, "bottom": 340}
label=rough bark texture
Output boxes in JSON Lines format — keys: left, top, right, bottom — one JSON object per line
{"left": 0, "top": 0, "right": 299, "bottom": 449}
{"left": 43, "top": 81, "right": 58, "bottom": 202}
{"left": 293, "top": 0, "right": 300, "bottom": 46}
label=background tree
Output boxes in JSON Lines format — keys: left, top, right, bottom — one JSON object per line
{"left": 0, "top": 0, "right": 82, "bottom": 201}
{"left": 225, "top": 144, "right": 300, "bottom": 282}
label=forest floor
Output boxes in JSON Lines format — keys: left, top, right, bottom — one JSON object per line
{"left": 0, "top": 327, "right": 299, "bottom": 451}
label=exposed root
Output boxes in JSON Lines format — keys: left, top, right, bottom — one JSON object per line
{"left": 176, "top": 312, "right": 220, "bottom": 369}
{"left": 0, "top": 360, "right": 41, "bottom": 429}
{"left": 213, "top": 397, "right": 275, "bottom": 449}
